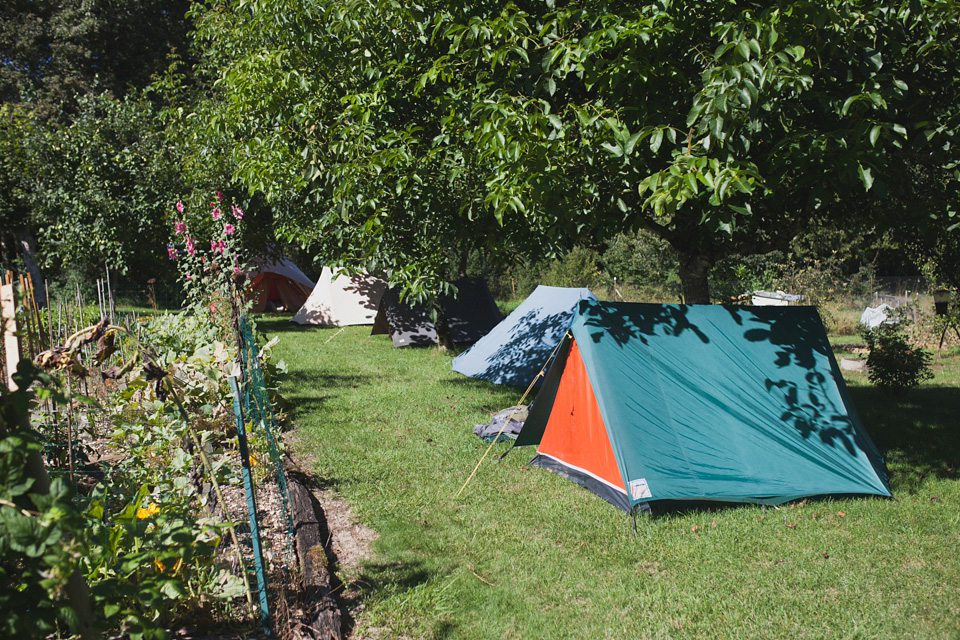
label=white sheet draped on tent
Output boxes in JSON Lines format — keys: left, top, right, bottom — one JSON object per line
{"left": 860, "top": 303, "right": 896, "bottom": 329}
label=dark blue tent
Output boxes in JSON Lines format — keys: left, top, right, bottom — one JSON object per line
{"left": 452, "top": 285, "right": 596, "bottom": 387}
{"left": 371, "top": 277, "right": 502, "bottom": 347}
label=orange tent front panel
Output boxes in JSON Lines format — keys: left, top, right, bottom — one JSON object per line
{"left": 535, "top": 339, "right": 627, "bottom": 503}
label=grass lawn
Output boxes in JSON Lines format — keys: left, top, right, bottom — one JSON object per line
{"left": 259, "top": 315, "right": 960, "bottom": 640}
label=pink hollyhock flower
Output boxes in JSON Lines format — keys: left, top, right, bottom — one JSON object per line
{"left": 233, "top": 266, "right": 242, "bottom": 274}
{"left": 174, "top": 221, "right": 186, "bottom": 235}
{"left": 176, "top": 201, "right": 185, "bottom": 213}
{"left": 216, "top": 191, "right": 223, "bottom": 201}
{"left": 185, "top": 272, "right": 193, "bottom": 281}
{"left": 224, "top": 223, "right": 235, "bottom": 235}
{"left": 212, "top": 208, "right": 222, "bottom": 220}
{"left": 186, "top": 236, "right": 196, "bottom": 255}
{"left": 231, "top": 205, "right": 244, "bottom": 220}
{"left": 167, "top": 246, "right": 178, "bottom": 260}
{"left": 210, "top": 302, "right": 217, "bottom": 314}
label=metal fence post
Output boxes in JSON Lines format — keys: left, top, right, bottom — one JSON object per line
{"left": 229, "top": 375, "right": 272, "bottom": 636}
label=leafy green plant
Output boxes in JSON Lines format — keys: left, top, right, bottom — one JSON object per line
{"left": 0, "top": 363, "right": 95, "bottom": 639}
{"left": 860, "top": 314, "right": 933, "bottom": 393}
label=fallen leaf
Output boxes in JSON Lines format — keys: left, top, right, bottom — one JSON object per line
{"left": 691, "top": 525, "right": 700, "bottom": 533}
{"left": 711, "top": 521, "right": 716, "bottom": 528}
{"left": 786, "top": 523, "right": 798, "bottom": 529}
{"left": 822, "top": 553, "right": 829, "bottom": 559}
{"left": 836, "top": 511, "right": 846, "bottom": 517}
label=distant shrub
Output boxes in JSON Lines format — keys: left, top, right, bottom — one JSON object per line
{"left": 860, "top": 315, "right": 933, "bottom": 393}
{"left": 540, "top": 245, "right": 602, "bottom": 289}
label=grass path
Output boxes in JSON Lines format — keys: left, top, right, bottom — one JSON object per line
{"left": 259, "top": 317, "right": 960, "bottom": 640}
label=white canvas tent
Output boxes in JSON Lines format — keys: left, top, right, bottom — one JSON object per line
{"left": 291, "top": 267, "right": 388, "bottom": 326}
{"left": 247, "top": 257, "right": 315, "bottom": 313}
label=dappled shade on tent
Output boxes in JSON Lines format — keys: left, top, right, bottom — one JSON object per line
{"left": 452, "top": 285, "right": 596, "bottom": 387}
{"left": 291, "top": 267, "right": 387, "bottom": 326}
{"left": 513, "top": 300, "right": 892, "bottom": 512}
{"left": 371, "top": 278, "right": 502, "bottom": 347}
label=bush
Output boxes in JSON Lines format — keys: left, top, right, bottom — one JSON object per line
{"left": 860, "top": 317, "right": 933, "bottom": 393}
{"left": 602, "top": 231, "right": 681, "bottom": 299}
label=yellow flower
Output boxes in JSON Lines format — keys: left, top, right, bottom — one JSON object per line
{"left": 136, "top": 502, "right": 160, "bottom": 519}
{"left": 155, "top": 557, "right": 184, "bottom": 574}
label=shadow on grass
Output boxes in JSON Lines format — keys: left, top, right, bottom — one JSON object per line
{"left": 442, "top": 375, "right": 525, "bottom": 394}
{"left": 349, "top": 561, "right": 456, "bottom": 638}
{"left": 279, "top": 371, "right": 374, "bottom": 417}
{"left": 850, "top": 385, "right": 960, "bottom": 493}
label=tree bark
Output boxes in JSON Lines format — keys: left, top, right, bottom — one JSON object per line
{"left": 677, "top": 251, "right": 712, "bottom": 304}
{"left": 17, "top": 231, "right": 46, "bottom": 308}
{"left": 434, "top": 306, "right": 454, "bottom": 352}
{"left": 289, "top": 480, "right": 342, "bottom": 640}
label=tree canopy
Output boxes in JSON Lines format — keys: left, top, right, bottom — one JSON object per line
{"left": 0, "top": 0, "right": 192, "bottom": 116}
{"left": 0, "top": 1, "right": 196, "bottom": 282}
{"left": 187, "top": 0, "right": 960, "bottom": 302}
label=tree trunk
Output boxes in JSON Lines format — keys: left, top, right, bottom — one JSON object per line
{"left": 434, "top": 306, "right": 454, "bottom": 352}
{"left": 17, "top": 231, "right": 46, "bottom": 308}
{"left": 677, "top": 251, "right": 712, "bottom": 304}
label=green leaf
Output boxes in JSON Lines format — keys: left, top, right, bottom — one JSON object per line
{"left": 841, "top": 95, "right": 858, "bottom": 116}
{"left": 649, "top": 129, "right": 664, "bottom": 154}
{"left": 858, "top": 163, "right": 874, "bottom": 191}
{"left": 601, "top": 142, "right": 623, "bottom": 158}
{"left": 869, "top": 125, "right": 881, "bottom": 147}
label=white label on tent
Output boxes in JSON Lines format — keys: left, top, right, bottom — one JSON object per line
{"left": 629, "top": 478, "right": 652, "bottom": 500}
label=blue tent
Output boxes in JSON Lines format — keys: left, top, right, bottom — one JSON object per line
{"left": 512, "top": 301, "right": 892, "bottom": 511}
{"left": 452, "top": 285, "right": 596, "bottom": 387}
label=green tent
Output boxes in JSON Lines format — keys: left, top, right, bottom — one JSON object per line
{"left": 512, "top": 301, "right": 891, "bottom": 512}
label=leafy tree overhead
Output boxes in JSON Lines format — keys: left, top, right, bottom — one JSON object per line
{"left": 187, "top": 0, "right": 960, "bottom": 303}
{"left": 27, "top": 94, "right": 187, "bottom": 277}
{"left": 0, "top": 0, "right": 195, "bottom": 285}
{"left": 0, "top": 0, "right": 192, "bottom": 117}
{"left": 186, "top": 1, "right": 555, "bottom": 303}
{"left": 425, "top": 0, "right": 960, "bottom": 302}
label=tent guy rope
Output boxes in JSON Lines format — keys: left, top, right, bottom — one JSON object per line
{"left": 454, "top": 333, "right": 570, "bottom": 499}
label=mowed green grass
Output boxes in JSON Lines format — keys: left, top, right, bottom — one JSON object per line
{"left": 259, "top": 316, "right": 960, "bottom": 640}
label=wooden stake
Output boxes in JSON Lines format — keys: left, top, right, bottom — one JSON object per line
{"left": 1, "top": 282, "right": 20, "bottom": 390}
